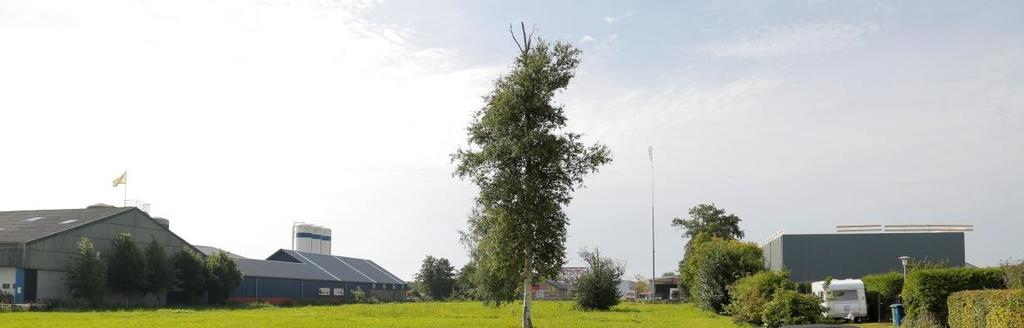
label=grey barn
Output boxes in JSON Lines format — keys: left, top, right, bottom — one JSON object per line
{"left": 0, "top": 206, "right": 197, "bottom": 304}
{"left": 761, "top": 232, "right": 966, "bottom": 282}
{"left": 231, "top": 249, "right": 407, "bottom": 304}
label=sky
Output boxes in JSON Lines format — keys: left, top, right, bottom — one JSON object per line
{"left": 1, "top": 0, "right": 1022, "bottom": 281}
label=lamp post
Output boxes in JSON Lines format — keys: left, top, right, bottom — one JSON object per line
{"left": 898, "top": 256, "right": 911, "bottom": 279}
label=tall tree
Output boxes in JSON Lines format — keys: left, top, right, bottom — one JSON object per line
{"left": 205, "top": 251, "right": 243, "bottom": 305}
{"left": 173, "top": 247, "right": 207, "bottom": 304}
{"left": 414, "top": 255, "right": 457, "bottom": 300}
{"left": 66, "top": 237, "right": 106, "bottom": 307}
{"left": 452, "top": 24, "right": 611, "bottom": 327}
{"left": 142, "top": 238, "right": 174, "bottom": 303}
{"left": 671, "top": 203, "right": 745, "bottom": 245}
{"left": 453, "top": 261, "right": 478, "bottom": 300}
{"left": 106, "top": 233, "right": 146, "bottom": 306}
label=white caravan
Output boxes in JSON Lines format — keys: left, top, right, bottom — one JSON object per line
{"left": 811, "top": 279, "right": 868, "bottom": 322}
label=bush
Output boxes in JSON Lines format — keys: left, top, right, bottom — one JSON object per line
{"left": 351, "top": 287, "right": 367, "bottom": 303}
{"left": 902, "top": 267, "right": 1005, "bottom": 325}
{"left": 863, "top": 272, "right": 903, "bottom": 322}
{"left": 680, "top": 235, "right": 764, "bottom": 312}
{"left": 947, "top": 289, "right": 1024, "bottom": 328}
{"left": 760, "top": 290, "right": 824, "bottom": 328}
{"left": 575, "top": 249, "right": 624, "bottom": 311}
{"left": 725, "top": 271, "right": 794, "bottom": 326}
{"left": 1001, "top": 260, "right": 1024, "bottom": 289}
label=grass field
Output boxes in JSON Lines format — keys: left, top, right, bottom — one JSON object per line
{"left": 5, "top": 301, "right": 743, "bottom": 328}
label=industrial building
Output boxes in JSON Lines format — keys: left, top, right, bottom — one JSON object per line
{"left": 760, "top": 226, "right": 968, "bottom": 282}
{"left": 0, "top": 205, "right": 197, "bottom": 304}
{"left": 0, "top": 206, "right": 408, "bottom": 305}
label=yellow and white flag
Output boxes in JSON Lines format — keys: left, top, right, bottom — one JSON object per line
{"left": 112, "top": 171, "right": 127, "bottom": 187}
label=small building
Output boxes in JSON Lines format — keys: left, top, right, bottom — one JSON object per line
{"left": 0, "top": 206, "right": 197, "bottom": 304}
{"left": 652, "top": 275, "right": 682, "bottom": 300}
{"left": 761, "top": 231, "right": 966, "bottom": 282}
{"left": 230, "top": 249, "right": 407, "bottom": 304}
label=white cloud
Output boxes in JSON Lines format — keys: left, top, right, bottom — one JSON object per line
{"left": 603, "top": 11, "right": 633, "bottom": 24}
{"left": 580, "top": 35, "right": 595, "bottom": 43}
{"left": 693, "top": 22, "right": 881, "bottom": 59}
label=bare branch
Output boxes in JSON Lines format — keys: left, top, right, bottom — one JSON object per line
{"left": 509, "top": 24, "right": 523, "bottom": 52}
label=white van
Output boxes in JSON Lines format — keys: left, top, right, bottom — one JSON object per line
{"left": 811, "top": 279, "right": 868, "bottom": 322}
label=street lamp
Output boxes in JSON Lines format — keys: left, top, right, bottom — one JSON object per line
{"left": 898, "top": 256, "right": 912, "bottom": 279}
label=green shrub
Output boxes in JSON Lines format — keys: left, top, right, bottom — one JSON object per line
{"left": 863, "top": 272, "right": 903, "bottom": 322}
{"left": 902, "top": 267, "right": 1005, "bottom": 325}
{"left": 947, "top": 289, "right": 1024, "bottom": 328}
{"left": 1001, "top": 260, "right": 1024, "bottom": 289}
{"left": 680, "top": 235, "right": 763, "bottom": 312}
{"left": 575, "top": 249, "right": 624, "bottom": 311}
{"left": 760, "top": 290, "right": 823, "bottom": 328}
{"left": 725, "top": 271, "right": 794, "bottom": 326}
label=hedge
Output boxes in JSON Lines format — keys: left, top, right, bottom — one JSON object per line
{"left": 947, "top": 289, "right": 1024, "bottom": 328}
{"left": 902, "top": 267, "right": 1005, "bottom": 324}
{"left": 863, "top": 272, "right": 903, "bottom": 322}
{"left": 725, "top": 271, "right": 794, "bottom": 325}
{"left": 679, "top": 236, "right": 764, "bottom": 312}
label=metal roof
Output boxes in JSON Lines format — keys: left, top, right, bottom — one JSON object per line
{"left": 0, "top": 207, "right": 132, "bottom": 243}
{"left": 237, "top": 249, "right": 406, "bottom": 285}
{"left": 194, "top": 245, "right": 248, "bottom": 259}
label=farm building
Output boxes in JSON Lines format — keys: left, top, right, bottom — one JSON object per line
{"left": 230, "top": 249, "right": 407, "bottom": 304}
{"left": 761, "top": 229, "right": 967, "bottom": 282}
{"left": 0, "top": 205, "right": 197, "bottom": 304}
{"left": 652, "top": 275, "right": 682, "bottom": 300}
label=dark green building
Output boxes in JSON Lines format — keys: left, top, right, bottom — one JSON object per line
{"left": 761, "top": 232, "right": 966, "bottom": 282}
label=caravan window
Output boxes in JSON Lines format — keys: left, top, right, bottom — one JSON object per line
{"left": 830, "top": 290, "right": 859, "bottom": 301}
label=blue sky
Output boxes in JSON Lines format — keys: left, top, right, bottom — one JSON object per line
{"left": 1, "top": 0, "right": 1021, "bottom": 280}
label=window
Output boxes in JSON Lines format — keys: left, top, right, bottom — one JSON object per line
{"left": 372, "top": 283, "right": 376, "bottom": 289}
{"left": 25, "top": 217, "right": 43, "bottom": 222}
{"left": 59, "top": 219, "right": 78, "bottom": 224}
{"left": 830, "top": 290, "right": 859, "bottom": 302}
{"left": 319, "top": 288, "right": 330, "bottom": 296}
{"left": 2, "top": 284, "right": 9, "bottom": 289}
{"left": 333, "top": 288, "right": 344, "bottom": 296}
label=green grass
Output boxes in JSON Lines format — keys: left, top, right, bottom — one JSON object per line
{"left": 6, "top": 301, "right": 740, "bottom": 328}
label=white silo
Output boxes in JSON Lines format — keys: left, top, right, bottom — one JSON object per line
{"left": 293, "top": 224, "right": 332, "bottom": 255}
{"left": 320, "top": 226, "right": 332, "bottom": 255}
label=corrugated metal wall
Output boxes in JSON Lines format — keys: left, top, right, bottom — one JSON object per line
{"left": 25, "top": 210, "right": 192, "bottom": 271}
{"left": 231, "top": 277, "right": 405, "bottom": 303}
{"left": 770, "top": 232, "right": 965, "bottom": 282}
{"left": 0, "top": 243, "right": 23, "bottom": 267}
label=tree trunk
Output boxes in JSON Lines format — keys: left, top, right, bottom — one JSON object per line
{"left": 522, "top": 256, "right": 534, "bottom": 328}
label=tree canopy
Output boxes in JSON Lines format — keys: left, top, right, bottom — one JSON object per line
{"left": 414, "top": 255, "right": 456, "bottom": 300}
{"left": 672, "top": 203, "right": 745, "bottom": 244}
{"left": 142, "top": 238, "right": 174, "bottom": 300}
{"left": 174, "top": 247, "right": 207, "bottom": 304}
{"left": 205, "top": 251, "right": 243, "bottom": 305}
{"left": 66, "top": 237, "right": 106, "bottom": 307}
{"left": 106, "top": 233, "right": 146, "bottom": 304}
{"left": 453, "top": 24, "right": 610, "bottom": 328}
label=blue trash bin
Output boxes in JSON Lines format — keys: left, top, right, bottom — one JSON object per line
{"left": 890, "top": 303, "right": 905, "bottom": 326}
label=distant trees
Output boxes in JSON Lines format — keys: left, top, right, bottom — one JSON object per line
{"left": 452, "top": 26, "right": 611, "bottom": 327}
{"left": 64, "top": 232, "right": 242, "bottom": 308}
{"left": 452, "top": 261, "right": 478, "bottom": 300}
{"left": 174, "top": 247, "right": 208, "bottom": 304}
{"left": 575, "top": 249, "right": 624, "bottom": 311}
{"left": 413, "top": 255, "right": 456, "bottom": 300}
{"left": 142, "top": 239, "right": 174, "bottom": 302}
{"left": 631, "top": 274, "right": 651, "bottom": 296}
{"left": 205, "top": 251, "right": 243, "bottom": 305}
{"left": 66, "top": 237, "right": 106, "bottom": 307}
{"left": 107, "top": 233, "right": 147, "bottom": 305}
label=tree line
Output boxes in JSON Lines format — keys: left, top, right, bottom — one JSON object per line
{"left": 66, "top": 233, "right": 242, "bottom": 307}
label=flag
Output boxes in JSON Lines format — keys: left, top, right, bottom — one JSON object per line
{"left": 112, "top": 171, "right": 127, "bottom": 187}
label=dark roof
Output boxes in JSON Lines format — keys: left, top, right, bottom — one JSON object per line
{"left": 194, "top": 245, "right": 248, "bottom": 259}
{"left": 0, "top": 207, "right": 132, "bottom": 243}
{"left": 237, "top": 249, "right": 406, "bottom": 285}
